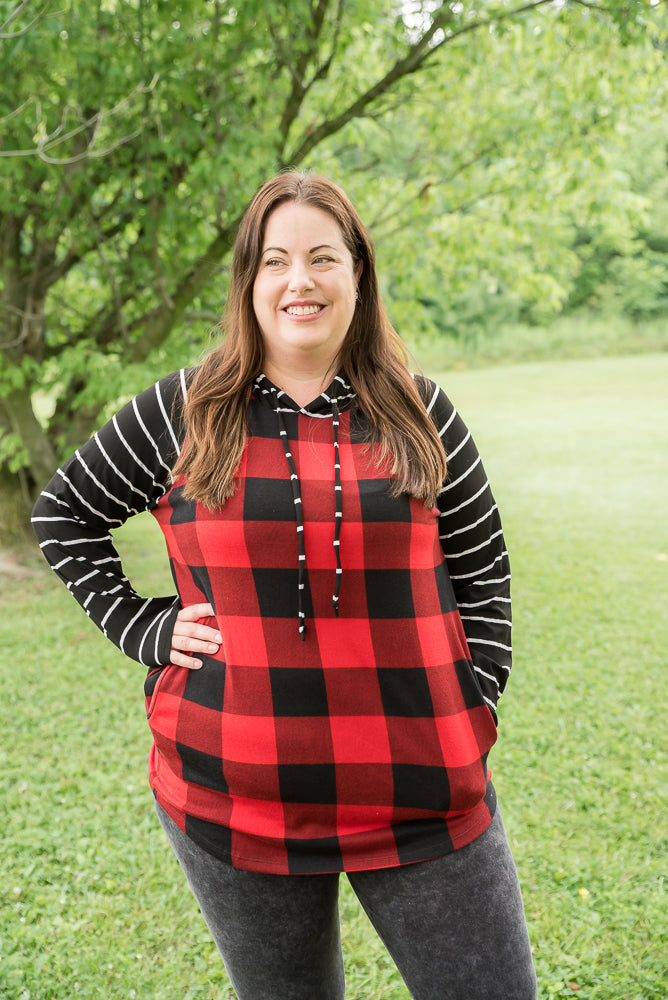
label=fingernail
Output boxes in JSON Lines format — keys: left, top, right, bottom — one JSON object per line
{"left": 208, "top": 643, "right": 218, "bottom": 652}
{"left": 214, "top": 634, "right": 222, "bottom": 642}
{"left": 193, "top": 660, "right": 202, "bottom": 669}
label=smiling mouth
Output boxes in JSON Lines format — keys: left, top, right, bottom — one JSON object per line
{"left": 284, "top": 305, "right": 325, "bottom": 316}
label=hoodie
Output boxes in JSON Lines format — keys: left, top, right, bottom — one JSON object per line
{"left": 32, "top": 369, "right": 511, "bottom": 874}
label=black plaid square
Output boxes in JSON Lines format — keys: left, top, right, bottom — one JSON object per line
{"left": 365, "top": 569, "right": 415, "bottom": 618}
{"left": 243, "top": 476, "right": 297, "bottom": 521}
{"left": 357, "top": 478, "right": 413, "bottom": 522}
{"left": 435, "top": 562, "right": 459, "bottom": 615}
{"left": 393, "top": 817, "right": 454, "bottom": 863}
{"left": 182, "top": 660, "right": 226, "bottom": 712}
{"left": 278, "top": 763, "right": 337, "bottom": 804}
{"left": 285, "top": 835, "right": 343, "bottom": 874}
{"left": 454, "top": 658, "right": 491, "bottom": 711}
{"left": 178, "top": 742, "right": 228, "bottom": 793}
{"left": 168, "top": 484, "right": 198, "bottom": 524}
{"left": 393, "top": 764, "right": 450, "bottom": 811}
{"left": 252, "top": 567, "right": 314, "bottom": 619}
{"left": 270, "top": 667, "right": 329, "bottom": 717}
{"left": 185, "top": 813, "right": 233, "bottom": 863}
{"left": 378, "top": 667, "right": 434, "bottom": 718}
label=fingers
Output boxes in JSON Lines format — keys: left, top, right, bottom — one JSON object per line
{"left": 170, "top": 603, "right": 221, "bottom": 669}
{"left": 170, "top": 649, "right": 204, "bottom": 670}
{"left": 175, "top": 602, "right": 215, "bottom": 622}
{"left": 173, "top": 623, "right": 223, "bottom": 647}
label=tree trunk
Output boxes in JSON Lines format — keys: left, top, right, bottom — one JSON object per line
{"left": 50, "top": 374, "right": 106, "bottom": 455}
{"left": 1, "top": 385, "right": 57, "bottom": 487}
{"left": 0, "top": 465, "right": 35, "bottom": 550}
{"left": 0, "top": 388, "right": 57, "bottom": 547}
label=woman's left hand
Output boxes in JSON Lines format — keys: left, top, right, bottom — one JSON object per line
{"left": 169, "top": 602, "right": 221, "bottom": 669}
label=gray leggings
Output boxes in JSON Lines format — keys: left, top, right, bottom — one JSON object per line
{"left": 156, "top": 803, "right": 537, "bottom": 1000}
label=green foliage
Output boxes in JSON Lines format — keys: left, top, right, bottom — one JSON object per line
{"left": 2, "top": 353, "right": 666, "bottom": 998}
{"left": 0, "top": 0, "right": 666, "bottom": 503}
{"left": 607, "top": 250, "right": 668, "bottom": 319}
{"left": 0, "top": 428, "right": 28, "bottom": 470}
{"left": 407, "top": 312, "right": 668, "bottom": 372}
{"left": 320, "top": 7, "right": 668, "bottom": 339}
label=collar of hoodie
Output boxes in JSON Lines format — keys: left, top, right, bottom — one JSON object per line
{"left": 253, "top": 372, "right": 357, "bottom": 640}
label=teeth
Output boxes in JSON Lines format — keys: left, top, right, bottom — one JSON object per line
{"left": 286, "top": 305, "right": 323, "bottom": 316}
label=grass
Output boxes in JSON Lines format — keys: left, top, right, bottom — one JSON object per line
{"left": 432, "top": 355, "right": 667, "bottom": 999}
{"left": 1, "top": 352, "right": 666, "bottom": 999}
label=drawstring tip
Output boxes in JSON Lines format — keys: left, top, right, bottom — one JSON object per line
{"left": 331, "top": 598, "right": 339, "bottom": 617}
{"left": 299, "top": 625, "right": 306, "bottom": 641}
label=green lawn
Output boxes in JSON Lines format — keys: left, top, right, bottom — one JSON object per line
{"left": 1, "top": 353, "right": 666, "bottom": 999}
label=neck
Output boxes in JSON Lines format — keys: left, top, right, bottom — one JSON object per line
{"left": 263, "top": 358, "right": 337, "bottom": 407}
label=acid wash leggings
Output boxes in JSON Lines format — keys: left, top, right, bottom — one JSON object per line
{"left": 156, "top": 802, "right": 537, "bottom": 1000}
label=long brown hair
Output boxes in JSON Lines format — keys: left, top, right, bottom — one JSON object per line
{"left": 172, "top": 172, "right": 447, "bottom": 508}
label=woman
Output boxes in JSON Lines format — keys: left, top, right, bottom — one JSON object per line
{"left": 33, "top": 173, "right": 537, "bottom": 1000}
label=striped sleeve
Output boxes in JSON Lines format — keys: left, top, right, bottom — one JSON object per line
{"left": 31, "top": 370, "right": 189, "bottom": 667}
{"left": 419, "top": 377, "right": 512, "bottom": 719}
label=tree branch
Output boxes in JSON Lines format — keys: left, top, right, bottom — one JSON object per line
{"left": 0, "top": 0, "right": 53, "bottom": 39}
{"left": 274, "top": 0, "right": 346, "bottom": 158}
{"left": 367, "top": 141, "right": 500, "bottom": 231}
{"left": 37, "top": 200, "right": 134, "bottom": 288}
{"left": 284, "top": 0, "right": 556, "bottom": 166}
{"left": 122, "top": 220, "right": 242, "bottom": 360}
{"left": 272, "top": 0, "right": 329, "bottom": 145}
{"left": 0, "top": 75, "right": 159, "bottom": 163}
{"left": 373, "top": 183, "right": 520, "bottom": 244}
{"left": 89, "top": 222, "right": 131, "bottom": 349}
{"left": 0, "top": 301, "right": 42, "bottom": 349}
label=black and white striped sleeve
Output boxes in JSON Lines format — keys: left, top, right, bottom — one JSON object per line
{"left": 422, "top": 378, "right": 512, "bottom": 720}
{"left": 31, "top": 370, "right": 189, "bottom": 668}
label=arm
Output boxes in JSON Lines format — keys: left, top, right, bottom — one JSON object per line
{"left": 32, "top": 370, "right": 199, "bottom": 667}
{"left": 420, "top": 378, "right": 512, "bottom": 721}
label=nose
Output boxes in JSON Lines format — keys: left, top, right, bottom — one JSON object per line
{"left": 288, "top": 261, "right": 314, "bottom": 293}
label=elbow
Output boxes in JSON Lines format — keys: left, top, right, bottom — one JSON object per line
{"left": 31, "top": 493, "right": 45, "bottom": 522}
{"left": 31, "top": 485, "right": 56, "bottom": 542}
{"left": 31, "top": 490, "right": 48, "bottom": 524}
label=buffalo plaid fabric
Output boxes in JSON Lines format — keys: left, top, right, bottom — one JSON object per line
{"left": 33, "top": 368, "right": 511, "bottom": 874}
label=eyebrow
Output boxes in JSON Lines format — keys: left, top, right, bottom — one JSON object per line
{"left": 262, "top": 244, "right": 338, "bottom": 254}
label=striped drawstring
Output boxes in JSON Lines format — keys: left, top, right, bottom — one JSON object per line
{"left": 276, "top": 408, "right": 307, "bottom": 640}
{"left": 276, "top": 399, "right": 343, "bottom": 639}
{"left": 331, "top": 400, "right": 342, "bottom": 618}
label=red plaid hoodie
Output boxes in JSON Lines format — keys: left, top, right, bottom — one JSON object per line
{"left": 32, "top": 369, "right": 511, "bottom": 874}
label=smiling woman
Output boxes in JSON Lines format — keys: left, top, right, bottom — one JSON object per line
{"left": 251, "top": 201, "right": 361, "bottom": 402}
{"left": 32, "top": 171, "right": 536, "bottom": 1000}
{"left": 172, "top": 173, "right": 448, "bottom": 513}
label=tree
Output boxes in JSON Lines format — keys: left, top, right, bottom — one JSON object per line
{"left": 334, "top": 5, "right": 667, "bottom": 342}
{"left": 0, "top": 0, "right": 659, "bottom": 543}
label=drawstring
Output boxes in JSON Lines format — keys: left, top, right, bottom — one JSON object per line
{"left": 276, "top": 408, "right": 307, "bottom": 640}
{"left": 275, "top": 396, "right": 343, "bottom": 639}
{"left": 332, "top": 400, "right": 342, "bottom": 617}
{"left": 257, "top": 376, "right": 353, "bottom": 638}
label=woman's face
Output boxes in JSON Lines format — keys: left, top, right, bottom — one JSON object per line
{"left": 252, "top": 201, "right": 360, "bottom": 376}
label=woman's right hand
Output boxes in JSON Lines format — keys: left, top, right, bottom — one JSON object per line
{"left": 169, "top": 603, "right": 221, "bottom": 669}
